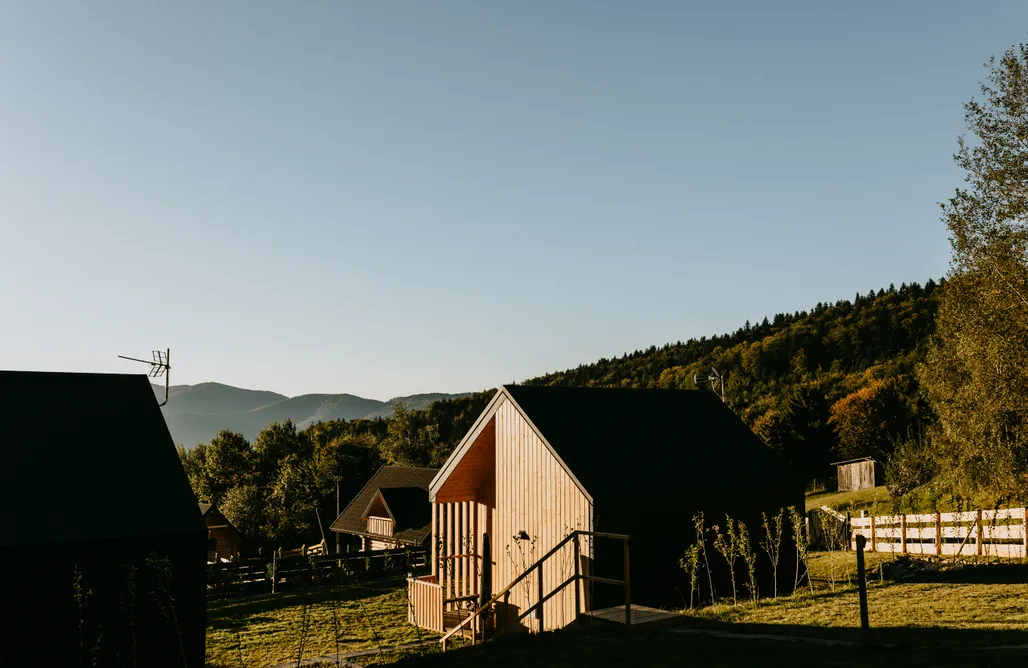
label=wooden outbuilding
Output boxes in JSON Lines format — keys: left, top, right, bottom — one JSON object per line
{"left": 408, "top": 385, "right": 802, "bottom": 638}
{"left": 833, "top": 457, "right": 880, "bottom": 492}
{"left": 200, "top": 502, "right": 247, "bottom": 561}
{"left": 0, "top": 371, "right": 206, "bottom": 668}
{"left": 329, "top": 466, "right": 436, "bottom": 551}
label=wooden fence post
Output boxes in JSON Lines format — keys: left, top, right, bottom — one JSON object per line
{"left": 936, "top": 512, "right": 942, "bottom": 556}
{"left": 900, "top": 514, "right": 907, "bottom": 554}
{"left": 845, "top": 512, "right": 852, "bottom": 551}
{"left": 976, "top": 510, "right": 983, "bottom": 556}
{"left": 855, "top": 534, "right": 870, "bottom": 640}
{"left": 869, "top": 515, "right": 876, "bottom": 553}
{"left": 1022, "top": 509, "right": 1027, "bottom": 559}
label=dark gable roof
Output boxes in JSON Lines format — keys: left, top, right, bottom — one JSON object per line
{"left": 330, "top": 466, "right": 436, "bottom": 545}
{"left": 378, "top": 487, "right": 431, "bottom": 533}
{"left": 504, "top": 384, "right": 798, "bottom": 499}
{"left": 0, "top": 371, "right": 205, "bottom": 547}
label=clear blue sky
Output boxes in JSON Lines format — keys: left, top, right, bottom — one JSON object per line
{"left": 0, "top": 2, "right": 1024, "bottom": 399}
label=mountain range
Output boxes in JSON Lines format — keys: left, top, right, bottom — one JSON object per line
{"left": 152, "top": 382, "right": 469, "bottom": 447}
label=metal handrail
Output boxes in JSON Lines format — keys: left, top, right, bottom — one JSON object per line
{"left": 439, "top": 530, "right": 630, "bottom": 651}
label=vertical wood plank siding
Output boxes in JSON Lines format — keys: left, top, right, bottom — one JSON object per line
{"left": 366, "top": 517, "right": 395, "bottom": 537}
{"left": 494, "top": 399, "right": 592, "bottom": 631}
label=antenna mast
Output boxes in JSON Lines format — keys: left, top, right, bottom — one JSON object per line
{"left": 118, "top": 348, "right": 172, "bottom": 406}
{"left": 693, "top": 367, "right": 726, "bottom": 403}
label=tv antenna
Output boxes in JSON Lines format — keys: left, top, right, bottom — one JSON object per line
{"left": 119, "top": 348, "right": 172, "bottom": 407}
{"left": 693, "top": 367, "right": 726, "bottom": 403}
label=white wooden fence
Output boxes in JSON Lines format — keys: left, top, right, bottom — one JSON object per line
{"left": 847, "top": 507, "right": 1028, "bottom": 558}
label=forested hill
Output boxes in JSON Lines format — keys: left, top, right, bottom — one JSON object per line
{"left": 429, "top": 279, "right": 942, "bottom": 480}
{"left": 178, "top": 279, "right": 942, "bottom": 548}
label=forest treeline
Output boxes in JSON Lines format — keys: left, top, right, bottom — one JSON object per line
{"left": 179, "top": 280, "right": 941, "bottom": 548}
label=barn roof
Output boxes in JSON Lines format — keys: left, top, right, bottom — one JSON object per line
{"left": 0, "top": 371, "right": 205, "bottom": 547}
{"left": 434, "top": 385, "right": 797, "bottom": 502}
{"left": 330, "top": 466, "right": 436, "bottom": 545}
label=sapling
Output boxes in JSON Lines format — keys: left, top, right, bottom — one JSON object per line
{"left": 759, "top": 509, "right": 784, "bottom": 598}
{"left": 787, "top": 506, "right": 812, "bottom": 594}
{"left": 711, "top": 516, "right": 740, "bottom": 606}
{"left": 693, "top": 512, "right": 715, "bottom": 604}
{"left": 737, "top": 522, "right": 758, "bottom": 607}
{"left": 678, "top": 543, "right": 701, "bottom": 609}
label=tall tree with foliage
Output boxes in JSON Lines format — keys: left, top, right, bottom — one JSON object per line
{"left": 918, "top": 44, "right": 1028, "bottom": 500}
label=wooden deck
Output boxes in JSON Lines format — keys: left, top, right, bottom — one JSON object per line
{"left": 582, "top": 605, "right": 685, "bottom": 628}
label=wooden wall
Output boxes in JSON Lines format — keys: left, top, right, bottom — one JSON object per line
{"left": 434, "top": 500, "right": 489, "bottom": 606}
{"left": 493, "top": 399, "right": 592, "bottom": 631}
{"left": 837, "top": 460, "right": 876, "bottom": 492}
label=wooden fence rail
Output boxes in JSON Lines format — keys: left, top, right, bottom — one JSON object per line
{"left": 846, "top": 507, "right": 1028, "bottom": 558}
{"left": 206, "top": 547, "right": 428, "bottom": 600}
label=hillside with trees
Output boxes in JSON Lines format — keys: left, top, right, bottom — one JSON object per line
{"left": 179, "top": 281, "right": 941, "bottom": 549}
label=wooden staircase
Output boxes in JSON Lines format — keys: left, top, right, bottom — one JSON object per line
{"left": 439, "top": 530, "right": 633, "bottom": 651}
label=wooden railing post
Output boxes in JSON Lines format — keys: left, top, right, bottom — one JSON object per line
{"left": 936, "top": 512, "right": 942, "bottom": 556}
{"left": 573, "top": 533, "right": 581, "bottom": 621}
{"left": 537, "top": 562, "right": 544, "bottom": 632}
{"left": 623, "top": 537, "right": 631, "bottom": 626}
{"left": 869, "top": 515, "right": 876, "bottom": 552}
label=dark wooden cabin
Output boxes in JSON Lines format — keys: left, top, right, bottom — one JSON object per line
{"left": 0, "top": 371, "right": 206, "bottom": 667}
{"left": 329, "top": 466, "right": 436, "bottom": 551}
{"left": 409, "top": 385, "right": 802, "bottom": 634}
{"left": 200, "top": 503, "right": 246, "bottom": 561}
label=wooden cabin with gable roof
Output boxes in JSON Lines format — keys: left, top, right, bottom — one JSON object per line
{"left": 330, "top": 466, "right": 436, "bottom": 551}
{"left": 408, "top": 385, "right": 802, "bottom": 639}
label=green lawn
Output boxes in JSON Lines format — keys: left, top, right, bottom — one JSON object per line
{"left": 686, "top": 551, "right": 1028, "bottom": 639}
{"left": 383, "top": 551, "right": 1028, "bottom": 667}
{"left": 205, "top": 552, "right": 1028, "bottom": 667}
{"left": 806, "top": 485, "right": 1020, "bottom": 516}
{"left": 805, "top": 485, "right": 895, "bottom": 513}
{"left": 206, "top": 577, "right": 437, "bottom": 668}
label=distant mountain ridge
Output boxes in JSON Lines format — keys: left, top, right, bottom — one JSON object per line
{"left": 154, "top": 382, "right": 469, "bottom": 447}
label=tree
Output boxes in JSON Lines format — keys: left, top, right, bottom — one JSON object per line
{"left": 379, "top": 402, "right": 442, "bottom": 467}
{"left": 828, "top": 379, "right": 911, "bottom": 462}
{"left": 203, "top": 430, "right": 252, "bottom": 504}
{"left": 919, "top": 44, "right": 1028, "bottom": 499}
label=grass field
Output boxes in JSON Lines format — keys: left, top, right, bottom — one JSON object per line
{"left": 382, "top": 551, "right": 1028, "bottom": 667}
{"left": 805, "top": 485, "right": 894, "bottom": 513}
{"left": 205, "top": 577, "right": 437, "bottom": 668}
{"left": 204, "top": 551, "right": 1028, "bottom": 666}
{"left": 686, "top": 551, "right": 1028, "bottom": 640}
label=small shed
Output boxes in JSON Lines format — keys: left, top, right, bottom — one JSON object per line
{"left": 200, "top": 502, "right": 247, "bottom": 561}
{"left": 0, "top": 371, "right": 206, "bottom": 668}
{"left": 833, "top": 457, "right": 880, "bottom": 492}
{"left": 329, "top": 466, "right": 436, "bottom": 551}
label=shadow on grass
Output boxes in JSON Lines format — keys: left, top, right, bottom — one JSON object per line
{"left": 884, "top": 558, "right": 1028, "bottom": 585}
{"left": 383, "top": 620, "right": 1028, "bottom": 668}
{"left": 207, "top": 576, "right": 406, "bottom": 620}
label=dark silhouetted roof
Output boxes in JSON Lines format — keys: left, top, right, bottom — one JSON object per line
{"left": 503, "top": 384, "right": 798, "bottom": 500}
{"left": 377, "top": 487, "right": 431, "bottom": 533}
{"left": 0, "top": 371, "right": 205, "bottom": 547}
{"left": 330, "top": 466, "right": 436, "bottom": 545}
